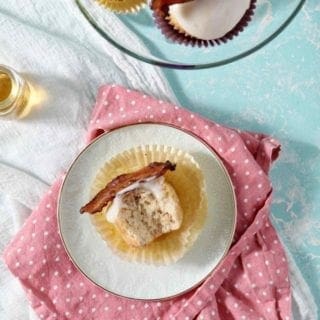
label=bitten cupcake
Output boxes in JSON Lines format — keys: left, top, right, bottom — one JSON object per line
{"left": 81, "top": 145, "right": 207, "bottom": 265}
{"left": 152, "top": 0, "right": 257, "bottom": 47}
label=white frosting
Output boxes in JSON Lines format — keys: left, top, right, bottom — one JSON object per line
{"left": 106, "top": 176, "right": 165, "bottom": 223}
{"left": 169, "top": 0, "right": 251, "bottom": 40}
{"left": 106, "top": 196, "right": 123, "bottom": 223}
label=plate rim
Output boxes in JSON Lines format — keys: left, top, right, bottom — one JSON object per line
{"left": 57, "top": 122, "right": 237, "bottom": 301}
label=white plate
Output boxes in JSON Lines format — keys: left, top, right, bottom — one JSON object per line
{"left": 58, "top": 123, "right": 236, "bottom": 300}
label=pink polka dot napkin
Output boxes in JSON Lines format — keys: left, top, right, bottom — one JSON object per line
{"left": 3, "top": 85, "right": 290, "bottom": 320}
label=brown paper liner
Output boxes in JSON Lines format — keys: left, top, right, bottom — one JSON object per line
{"left": 152, "top": 0, "right": 257, "bottom": 47}
{"left": 90, "top": 145, "right": 207, "bottom": 265}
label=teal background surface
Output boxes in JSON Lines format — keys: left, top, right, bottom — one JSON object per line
{"left": 162, "top": 0, "right": 320, "bottom": 314}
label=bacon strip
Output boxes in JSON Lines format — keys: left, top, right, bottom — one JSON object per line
{"left": 151, "top": 0, "right": 193, "bottom": 10}
{"left": 80, "top": 161, "right": 176, "bottom": 214}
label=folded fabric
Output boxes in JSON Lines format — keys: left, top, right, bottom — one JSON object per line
{"left": 3, "top": 85, "right": 290, "bottom": 320}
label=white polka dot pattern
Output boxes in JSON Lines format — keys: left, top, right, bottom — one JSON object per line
{"left": 3, "top": 85, "right": 290, "bottom": 320}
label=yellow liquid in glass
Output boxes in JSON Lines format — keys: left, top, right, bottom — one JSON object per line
{"left": 0, "top": 65, "right": 46, "bottom": 118}
{"left": 0, "top": 72, "right": 12, "bottom": 102}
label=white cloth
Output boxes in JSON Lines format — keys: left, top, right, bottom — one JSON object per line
{"left": 0, "top": 1, "right": 316, "bottom": 319}
{"left": 0, "top": 1, "right": 174, "bottom": 318}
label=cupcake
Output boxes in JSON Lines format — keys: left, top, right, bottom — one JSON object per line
{"left": 81, "top": 145, "right": 207, "bottom": 265}
{"left": 108, "top": 176, "right": 183, "bottom": 247}
{"left": 95, "top": 0, "right": 147, "bottom": 14}
{"left": 152, "top": 0, "right": 257, "bottom": 47}
{"left": 81, "top": 161, "right": 183, "bottom": 247}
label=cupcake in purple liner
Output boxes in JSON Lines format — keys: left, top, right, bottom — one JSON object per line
{"left": 151, "top": 0, "right": 257, "bottom": 47}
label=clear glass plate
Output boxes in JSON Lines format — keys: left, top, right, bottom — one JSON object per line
{"left": 76, "top": 0, "right": 305, "bottom": 69}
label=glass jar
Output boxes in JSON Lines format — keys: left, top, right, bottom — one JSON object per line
{"left": 0, "top": 65, "right": 30, "bottom": 118}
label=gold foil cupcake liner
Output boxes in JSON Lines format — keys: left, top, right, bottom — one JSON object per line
{"left": 90, "top": 145, "right": 207, "bottom": 265}
{"left": 96, "top": 0, "right": 147, "bottom": 14}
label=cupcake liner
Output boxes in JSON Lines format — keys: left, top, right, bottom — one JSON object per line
{"left": 152, "top": 0, "right": 257, "bottom": 47}
{"left": 90, "top": 145, "right": 207, "bottom": 265}
{"left": 96, "top": 0, "right": 147, "bottom": 14}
